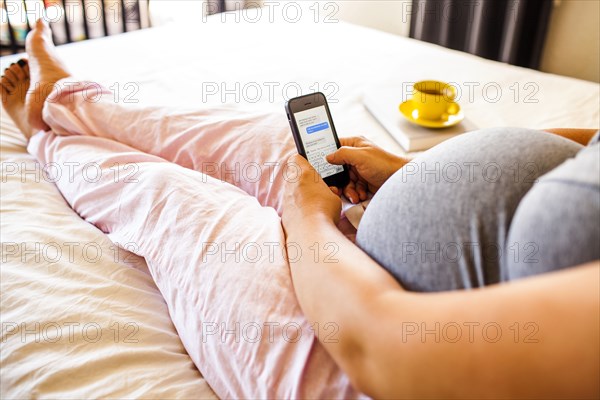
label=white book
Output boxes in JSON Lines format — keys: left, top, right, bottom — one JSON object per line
{"left": 363, "top": 88, "right": 476, "bottom": 152}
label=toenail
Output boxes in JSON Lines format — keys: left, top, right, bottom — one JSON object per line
{"left": 17, "top": 60, "right": 27, "bottom": 67}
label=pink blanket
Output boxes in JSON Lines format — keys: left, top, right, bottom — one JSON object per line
{"left": 28, "top": 79, "right": 360, "bottom": 398}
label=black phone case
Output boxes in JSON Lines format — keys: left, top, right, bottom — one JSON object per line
{"left": 285, "top": 92, "right": 350, "bottom": 188}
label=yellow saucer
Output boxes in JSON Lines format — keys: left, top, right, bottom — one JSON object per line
{"left": 399, "top": 100, "right": 464, "bottom": 128}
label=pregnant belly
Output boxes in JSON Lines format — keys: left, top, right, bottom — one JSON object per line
{"left": 355, "top": 127, "right": 583, "bottom": 292}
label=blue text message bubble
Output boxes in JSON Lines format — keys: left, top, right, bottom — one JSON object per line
{"left": 306, "top": 122, "right": 330, "bottom": 134}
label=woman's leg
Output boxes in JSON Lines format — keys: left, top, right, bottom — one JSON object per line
{"left": 42, "top": 81, "right": 295, "bottom": 213}
{"left": 21, "top": 19, "right": 293, "bottom": 213}
{"left": 26, "top": 130, "right": 357, "bottom": 399}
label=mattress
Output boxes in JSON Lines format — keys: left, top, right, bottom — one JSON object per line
{"left": 1, "top": 15, "right": 599, "bottom": 398}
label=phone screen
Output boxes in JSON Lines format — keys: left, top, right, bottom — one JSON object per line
{"left": 293, "top": 105, "right": 345, "bottom": 178}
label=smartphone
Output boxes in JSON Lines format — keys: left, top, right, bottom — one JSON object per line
{"left": 285, "top": 92, "right": 350, "bottom": 188}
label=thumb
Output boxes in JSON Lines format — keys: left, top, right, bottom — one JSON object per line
{"left": 287, "top": 153, "right": 313, "bottom": 172}
{"left": 326, "top": 146, "right": 363, "bottom": 166}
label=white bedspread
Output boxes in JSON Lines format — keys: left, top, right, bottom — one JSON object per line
{"left": 1, "top": 15, "right": 599, "bottom": 399}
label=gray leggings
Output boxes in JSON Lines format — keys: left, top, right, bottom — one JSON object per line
{"left": 356, "top": 128, "right": 599, "bottom": 292}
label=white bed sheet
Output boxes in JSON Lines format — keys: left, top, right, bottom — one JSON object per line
{"left": 0, "top": 123, "right": 217, "bottom": 398}
{"left": 1, "top": 16, "right": 599, "bottom": 398}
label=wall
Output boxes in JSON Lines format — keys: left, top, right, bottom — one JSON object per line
{"left": 334, "top": 0, "right": 411, "bottom": 37}
{"left": 331, "top": 0, "right": 599, "bottom": 83}
{"left": 540, "top": 0, "right": 600, "bottom": 83}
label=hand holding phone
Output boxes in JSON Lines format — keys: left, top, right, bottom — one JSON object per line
{"left": 285, "top": 92, "right": 350, "bottom": 188}
{"left": 326, "top": 136, "right": 409, "bottom": 202}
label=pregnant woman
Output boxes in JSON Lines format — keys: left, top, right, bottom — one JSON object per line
{"left": 3, "top": 20, "right": 598, "bottom": 399}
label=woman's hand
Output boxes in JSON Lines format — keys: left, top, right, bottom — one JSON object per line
{"left": 326, "top": 136, "right": 409, "bottom": 203}
{"left": 281, "top": 154, "right": 342, "bottom": 232}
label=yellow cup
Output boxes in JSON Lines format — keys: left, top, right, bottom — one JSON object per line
{"left": 411, "top": 80, "right": 457, "bottom": 121}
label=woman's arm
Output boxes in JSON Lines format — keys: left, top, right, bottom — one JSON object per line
{"left": 543, "top": 128, "right": 598, "bottom": 145}
{"left": 282, "top": 156, "right": 599, "bottom": 399}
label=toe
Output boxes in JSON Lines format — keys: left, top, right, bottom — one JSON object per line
{"left": 19, "top": 60, "right": 30, "bottom": 78}
{"left": 9, "top": 63, "right": 25, "bottom": 80}
{"left": 2, "top": 71, "right": 16, "bottom": 90}
{"left": 17, "top": 58, "right": 28, "bottom": 67}
{"left": 1, "top": 82, "right": 9, "bottom": 101}
{"left": 34, "top": 19, "right": 52, "bottom": 39}
{"left": 18, "top": 59, "right": 29, "bottom": 78}
{"left": 3, "top": 68, "right": 18, "bottom": 86}
{"left": 1, "top": 78, "right": 14, "bottom": 94}
{"left": 39, "top": 19, "right": 51, "bottom": 33}
{"left": 17, "top": 58, "right": 29, "bottom": 75}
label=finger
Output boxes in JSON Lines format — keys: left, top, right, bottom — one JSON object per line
{"left": 287, "top": 154, "right": 311, "bottom": 171}
{"left": 326, "top": 146, "right": 363, "bottom": 166}
{"left": 349, "top": 168, "right": 358, "bottom": 183}
{"left": 343, "top": 181, "right": 359, "bottom": 204}
{"left": 329, "top": 186, "right": 340, "bottom": 196}
{"left": 287, "top": 154, "right": 321, "bottom": 183}
{"left": 338, "top": 136, "right": 368, "bottom": 148}
{"left": 351, "top": 165, "right": 364, "bottom": 181}
{"left": 356, "top": 180, "right": 368, "bottom": 201}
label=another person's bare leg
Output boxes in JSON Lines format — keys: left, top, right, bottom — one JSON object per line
{"left": 1, "top": 59, "right": 35, "bottom": 138}
{"left": 24, "top": 19, "right": 71, "bottom": 132}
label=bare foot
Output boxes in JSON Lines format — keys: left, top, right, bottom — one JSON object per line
{"left": 25, "top": 19, "right": 71, "bottom": 132}
{"left": 1, "top": 59, "right": 36, "bottom": 139}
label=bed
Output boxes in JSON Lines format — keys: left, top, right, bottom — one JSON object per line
{"left": 1, "top": 13, "right": 599, "bottom": 399}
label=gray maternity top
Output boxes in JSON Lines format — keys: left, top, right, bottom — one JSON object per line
{"left": 356, "top": 128, "right": 600, "bottom": 292}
